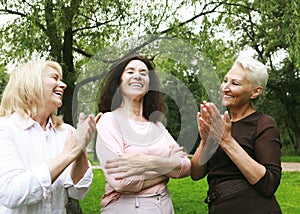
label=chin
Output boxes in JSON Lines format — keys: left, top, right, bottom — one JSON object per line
{"left": 56, "top": 102, "right": 63, "bottom": 108}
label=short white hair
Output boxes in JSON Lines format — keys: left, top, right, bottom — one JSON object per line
{"left": 234, "top": 56, "right": 268, "bottom": 89}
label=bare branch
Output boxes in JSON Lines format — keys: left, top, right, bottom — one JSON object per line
{"left": 73, "top": 47, "right": 92, "bottom": 58}
{"left": 0, "top": 9, "right": 26, "bottom": 17}
{"left": 159, "top": 2, "right": 223, "bottom": 35}
{"left": 73, "top": 17, "right": 119, "bottom": 33}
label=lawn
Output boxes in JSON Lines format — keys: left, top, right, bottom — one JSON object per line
{"left": 80, "top": 169, "right": 300, "bottom": 214}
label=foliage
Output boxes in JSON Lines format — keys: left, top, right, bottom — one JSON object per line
{"left": 206, "top": 0, "right": 300, "bottom": 151}
{"left": 0, "top": 65, "right": 8, "bottom": 97}
{"left": 1, "top": 0, "right": 300, "bottom": 152}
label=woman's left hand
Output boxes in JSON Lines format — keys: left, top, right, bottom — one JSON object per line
{"left": 203, "top": 102, "right": 232, "bottom": 145}
{"left": 105, "top": 154, "right": 155, "bottom": 179}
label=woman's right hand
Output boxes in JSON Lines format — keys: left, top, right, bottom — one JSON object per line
{"left": 197, "top": 101, "right": 211, "bottom": 144}
{"left": 76, "top": 113, "right": 96, "bottom": 149}
{"left": 195, "top": 101, "right": 223, "bottom": 165}
{"left": 63, "top": 113, "right": 96, "bottom": 157}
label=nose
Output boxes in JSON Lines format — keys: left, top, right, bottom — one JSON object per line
{"left": 133, "top": 73, "right": 142, "bottom": 80}
{"left": 59, "top": 80, "right": 67, "bottom": 90}
{"left": 221, "top": 82, "right": 229, "bottom": 92}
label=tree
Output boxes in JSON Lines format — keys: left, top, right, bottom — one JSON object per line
{"left": 1, "top": 0, "right": 132, "bottom": 124}
{"left": 0, "top": 0, "right": 228, "bottom": 149}
{"left": 0, "top": 65, "right": 8, "bottom": 96}
{"left": 207, "top": 0, "right": 300, "bottom": 152}
{"left": 6, "top": 0, "right": 298, "bottom": 153}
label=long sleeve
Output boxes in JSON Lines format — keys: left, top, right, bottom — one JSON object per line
{"left": 0, "top": 113, "right": 92, "bottom": 213}
{"left": 164, "top": 133, "right": 191, "bottom": 178}
{"left": 64, "top": 162, "right": 93, "bottom": 200}
{"left": 0, "top": 117, "right": 52, "bottom": 208}
{"left": 253, "top": 115, "right": 282, "bottom": 197}
{"left": 96, "top": 113, "right": 145, "bottom": 193}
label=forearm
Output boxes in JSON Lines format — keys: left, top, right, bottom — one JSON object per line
{"left": 70, "top": 150, "right": 89, "bottom": 184}
{"left": 150, "top": 156, "right": 182, "bottom": 178}
{"left": 141, "top": 176, "right": 168, "bottom": 190}
{"left": 191, "top": 140, "right": 208, "bottom": 180}
{"left": 48, "top": 152, "right": 75, "bottom": 183}
{"left": 220, "top": 139, "right": 266, "bottom": 185}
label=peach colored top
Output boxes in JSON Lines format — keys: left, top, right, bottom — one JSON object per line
{"left": 96, "top": 112, "right": 191, "bottom": 207}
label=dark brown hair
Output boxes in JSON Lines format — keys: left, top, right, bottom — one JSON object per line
{"left": 97, "top": 54, "right": 165, "bottom": 122}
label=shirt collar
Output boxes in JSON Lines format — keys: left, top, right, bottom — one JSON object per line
{"left": 12, "top": 112, "right": 55, "bottom": 131}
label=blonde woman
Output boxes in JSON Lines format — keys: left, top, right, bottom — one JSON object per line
{"left": 0, "top": 60, "right": 97, "bottom": 213}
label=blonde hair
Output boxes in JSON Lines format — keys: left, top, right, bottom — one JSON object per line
{"left": 0, "top": 60, "right": 64, "bottom": 128}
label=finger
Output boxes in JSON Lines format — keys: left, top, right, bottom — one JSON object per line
{"left": 87, "top": 116, "right": 96, "bottom": 130}
{"left": 107, "top": 168, "right": 127, "bottom": 175}
{"left": 105, "top": 162, "right": 121, "bottom": 169}
{"left": 78, "top": 112, "right": 85, "bottom": 125}
{"left": 105, "top": 156, "right": 127, "bottom": 165}
{"left": 114, "top": 172, "right": 132, "bottom": 180}
{"left": 209, "top": 103, "right": 222, "bottom": 118}
{"left": 224, "top": 111, "right": 231, "bottom": 123}
{"left": 168, "top": 143, "right": 175, "bottom": 156}
{"left": 197, "top": 111, "right": 203, "bottom": 128}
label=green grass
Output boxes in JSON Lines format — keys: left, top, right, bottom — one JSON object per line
{"left": 281, "top": 155, "right": 300, "bottom": 162}
{"left": 80, "top": 170, "right": 300, "bottom": 214}
{"left": 276, "top": 172, "right": 300, "bottom": 213}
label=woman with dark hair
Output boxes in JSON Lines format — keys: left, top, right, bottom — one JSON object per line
{"left": 96, "top": 54, "right": 191, "bottom": 214}
{"left": 98, "top": 55, "right": 164, "bottom": 121}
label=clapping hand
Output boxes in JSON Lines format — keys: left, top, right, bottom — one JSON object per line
{"left": 75, "top": 112, "right": 96, "bottom": 150}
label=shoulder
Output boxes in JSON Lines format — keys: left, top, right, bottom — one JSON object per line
{"left": 58, "top": 123, "right": 75, "bottom": 131}
{"left": 96, "top": 112, "right": 116, "bottom": 132}
{"left": 255, "top": 113, "right": 279, "bottom": 135}
{"left": 0, "top": 116, "right": 10, "bottom": 129}
{"left": 96, "top": 112, "right": 113, "bottom": 126}
{"left": 245, "top": 112, "right": 276, "bottom": 125}
{"left": 155, "top": 121, "right": 167, "bottom": 130}
{"left": 257, "top": 113, "right": 277, "bottom": 125}
{"left": 0, "top": 113, "right": 30, "bottom": 130}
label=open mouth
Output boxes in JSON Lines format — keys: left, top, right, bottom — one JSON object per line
{"left": 130, "top": 83, "right": 143, "bottom": 88}
{"left": 54, "top": 90, "right": 63, "bottom": 96}
{"left": 223, "top": 94, "right": 234, "bottom": 99}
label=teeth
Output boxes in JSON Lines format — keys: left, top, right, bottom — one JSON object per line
{"left": 130, "top": 83, "right": 143, "bottom": 87}
{"left": 54, "top": 91, "right": 63, "bottom": 96}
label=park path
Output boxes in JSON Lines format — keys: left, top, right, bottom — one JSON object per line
{"left": 281, "top": 162, "right": 300, "bottom": 172}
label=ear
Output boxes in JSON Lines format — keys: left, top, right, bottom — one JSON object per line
{"left": 250, "top": 86, "right": 263, "bottom": 99}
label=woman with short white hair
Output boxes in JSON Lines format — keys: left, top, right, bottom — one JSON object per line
{"left": 191, "top": 56, "right": 282, "bottom": 213}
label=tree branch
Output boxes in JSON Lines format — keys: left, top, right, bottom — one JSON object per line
{"left": 159, "top": 2, "right": 224, "bottom": 35}
{"left": 0, "top": 9, "right": 25, "bottom": 17}
{"left": 73, "top": 47, "right": 92, "bottom": 58}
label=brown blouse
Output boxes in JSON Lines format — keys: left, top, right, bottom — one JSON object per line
{"left": 206, "top": 112, "right": 282, "bottom": 213}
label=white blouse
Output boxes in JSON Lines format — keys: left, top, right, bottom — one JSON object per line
{"left": 0, "top": 113, "right": 92, "bottom": 214}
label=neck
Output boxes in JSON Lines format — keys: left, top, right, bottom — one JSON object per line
{"left": 230, "top": 106, "right": 255, "bottom": 122}
{"left": 32, "top": 110, "right": 51, "bottom": 130}
{"left": 118, "top": 98, "right": 146, "bottom": 122}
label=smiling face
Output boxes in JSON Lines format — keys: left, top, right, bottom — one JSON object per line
{"left": 221, "top": 64, "right": 258, "bottom": 110}
{"left": 119, "top": 59, "right": 150, "bottom": 101}
{"left": 41, "top": 66, "right": 67, "bottom": 113}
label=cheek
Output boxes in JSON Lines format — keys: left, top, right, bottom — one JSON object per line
{"left": 119, "top": 82, "right": 127, "bottom": 94}
{"left": 145, "top": 80, "right": 150, "bottom": 88}
{"left": 220, "top": 84, "right": 224, "bottom": 91}
{"left": 220, "top": 82, "right": 225, "bottom": 91}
